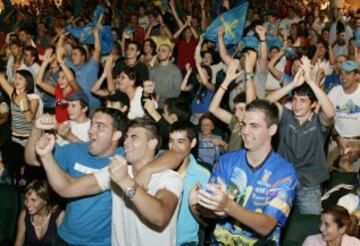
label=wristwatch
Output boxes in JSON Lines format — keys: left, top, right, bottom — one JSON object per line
{"left": 125, "top": 181, "right": 138, "bottom": 199}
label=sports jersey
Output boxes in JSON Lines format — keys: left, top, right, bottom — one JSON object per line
{"left": 211, "top": 149, "right": 298, "bottom": 245}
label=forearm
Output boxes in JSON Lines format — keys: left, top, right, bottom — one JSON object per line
{"left": 307, "top": 82, "right": 335, "bottom": 119}
{"left": 39, "top": 154, "right": 101, "bottom": 198}
{"left": 209, "top": 80, "right": 232, "bottom": 124}
{"left": 224, "top": 199, "right": 277, "bottom": 236}
{"left": 258, "top": 41, "right": 268, "bottom": 72}
{"left": 145, "top": 150, "right": 185, "bottom": 173}
{"left": 25, "top": 126, "right": 43, "bottom": 166}
{"left": 245, "top": 78, "right": 257, "bottom": 103}
{"left": 60, "top": 63, "right": 81, "bottom": 91}
{"left": 190, "top": 26, "right": 199, "bottom": 40}
{"left": 180, "top": 73, "right": 191, "bottom": 91}
{"left": 173, "top": 27, "right": 184, "bottom": 40}
{"left": 93, "top": 31, "right": 101, "bottom": 63}
{"left": 170, "top": 6, "right": 184, "bottom": 28}
{"left": 121, "top": 177, "right": 177, "bottom": 228}
{"left": 266, "top": 81, "right": 295, "bottom": 102}
{"left": 218, "top": 35, "right": 231, "bottom": 66}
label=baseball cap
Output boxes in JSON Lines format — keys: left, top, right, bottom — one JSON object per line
{"left": 341, "top": 60, "right": 359, "bottom": 72}
{"left": 66, "top": 91, "right": 89, "bottom": 106}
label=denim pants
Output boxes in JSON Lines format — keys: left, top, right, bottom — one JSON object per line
{"left": 295, "top": 185, "right": 322, "bottom": 214}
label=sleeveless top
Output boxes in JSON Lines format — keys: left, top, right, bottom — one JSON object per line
{"left": 24, "top": 210, "right": 60, "bottom": 246}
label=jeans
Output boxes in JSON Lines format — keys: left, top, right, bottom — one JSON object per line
{"left": 295, "top": 185, "right": 322, "bottom": 214}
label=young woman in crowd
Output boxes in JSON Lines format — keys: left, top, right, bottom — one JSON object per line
{"left": 36, "top": 48, "right": 80, "bottom": 124}
{"left": 0, "top": 69, "right": 40, "bottom": 146}
{"left": 14, "top": 179, "right": 64, "bottom": 246}
{"left": 303, "top": 205, "right": 360, "bottom": 246}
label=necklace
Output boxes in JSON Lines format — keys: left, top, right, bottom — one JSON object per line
{"left": 31, "top": 213, "right": 51, "bottom": 229}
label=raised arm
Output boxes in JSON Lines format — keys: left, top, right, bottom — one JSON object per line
{"left": 173, "top": 24, "right": 186, "bottom": 40}
{"left": 91, "top": 55, "right": 114, "bottom": 97}
{"left": 0, "top": 73, "right": 14, "bottom": 97}
{"left": 180, "top": 63, "right": 194, "bottom": 92}
{"left": 268, "top": 49, "right": 285, "bottom": 81}
{"left": 195, "top": 57, "right": 214, "bottom": 90}
{"left": 218, "top": 27, "right": 232, "bottom": 66}
{"left": 301, "top": 56, "right": 335, "bottom": 126}
{"left": 244, "top": 50, "right": 258, "bottom": 103}
{"left": 255, "top": 25, "right": 268, "bottom": 73}
{"left": 36, "top": 49, "right": 56, "bottom": 95}
{"left": 35, "top": 133, "right": 102, "bottom": 198}
{"left": 92, "top": 26, "right": 102, "bottom": 64}
{"left": 169, "top": 0, "right": 184, "bottom": 29}
{"left": 209, "top": 59, "right": 242, "bottom": 124}
{"left": 57, "top": 46, "right": 81, "bottom": 92}
{"left": 200, "top": 0, "right": 208, "bottom": 32}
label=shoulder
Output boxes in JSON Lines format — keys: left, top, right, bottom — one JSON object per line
{"left": 303, "top": 234, "right": 324, "bottom": 245}
{"left": 269, "top": 152, "right": 296, "bottom": 174}
{"left": 328, "top": 85, "right": 342, "bottom": 97}
{"left": 342, "top": 234, "right": 360, "bottom": 245}
{"left": 150, "top": 169, "right": 183, "bottom": 197}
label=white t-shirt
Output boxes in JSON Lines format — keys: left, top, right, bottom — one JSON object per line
{"left": 266, "top": 56, "right": 286, "bottom": 90}
{"left": 328, "top": 84, "right": 360, "bottom": 137}
{"left": 128, "top": 87, "right": 145, "bottom": 120}
{"left": 56, "top": 119, "right": 91, "bottom": 146}
{"left": 95, "top": 166, "right": 182, "bottom": 246}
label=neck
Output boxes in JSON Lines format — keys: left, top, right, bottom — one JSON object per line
{"left": 74, "top": 115, "right": 88, "bottom": 124}
{"left": 246, "top": 144, "right": 272, "bottom": 168}
{"left": 126, "top": 87, "right": 136, "bottom": 99}
{"left": 343, "top": 82, "right": 358, "bottom": 94}
{"left": 132, "top": 153, "right": 155, "bottom": 176}
{"left": 35, "top": 207, "right": 49, "bottom": 217}
{"left": 202, "top": 133, "right": 212, "bottom": 139}
{"left": 126, "top": 58, "right": 137, "bottom": 66}
{"left": 296, "top": 111, "right": 313, "bottom": 125}
{"left": 159, "top": 60, "right": 169, "bottom": 66}
{"left": 326, "top": 236, "right": 342, "bottom": 246}
{"left": 177, "top": 156, "right": 190, "bottom": 176}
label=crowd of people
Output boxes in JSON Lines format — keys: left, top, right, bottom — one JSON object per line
{"left": 0, "top": 0, "right": 360, "bottom": 245}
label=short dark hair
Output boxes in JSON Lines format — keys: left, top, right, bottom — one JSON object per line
{"left": 94, "top": 107, "right": 128, "bottom": 134}
{"left": 127, "top": 41, "right": 141, "bottom": 52}
{"left": 233, "top": 92, "right": 246, "bottom": 104}
{"left": 128, "top": 117, "right": 161, "bottom": 147}
{"left": 169, "top": 120, "right": 197, "bottom": 141}
{"left": 164, "top": 98, "right": 190, "bottom": 121}
{"left": 246, "top": 100, "right": 279, "bottom": 127}
{"left": 73, "top": 45, "right": 87, "bottom": 57}
{"left": 23, "top": 46, "right": 39, "bottom": 63}
{"left": 10, "top": 39, "right": 22, "bottom": 47}
{"left": 292, "top": 84, "right": 317, "bottom": 103}
{"left": 121, "top": 66, "right": 139, "bottom": 87}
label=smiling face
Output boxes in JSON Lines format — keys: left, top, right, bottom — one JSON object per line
{"left": 88, "top": 112, "right": 120, "bottom": 156}
{"left": 200, "top": 118, "right": 214, "bottom": 137}
{"left": 116, "top": 72, "right": 134, "bottom": 92}
{"left": 291, "top": 94, "right": 314, "bottom": 119}
{"left": 168, "top": 130, "right": 196, "bottom": 155}
{"left": 241, "top": 110, "right": 276, "bottom": 153}
{"left": 339, "top": 70, "right": 357, "bottom": 91}
{"left": 320, "top": 213, "right": 346, "bottom": 243}
{"left": 57, "top": 71, "right": 70, "bottom": 89}
{"left": 24, "top": 190, "right": 47, "bottom": 216}
{"left": 124, "top": 127, "right": 157, "bottom": 164}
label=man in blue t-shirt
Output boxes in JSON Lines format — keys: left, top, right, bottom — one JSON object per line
{"left": 25, "top": 107, "right": 126, "bottom": 246}
{"left": 190, "top": 100, "right": 298, "bottom": 245}
{"left": 57, "top": 27, "right": 101, "bottom": 109}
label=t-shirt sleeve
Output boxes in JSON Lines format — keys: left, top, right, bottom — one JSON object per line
{"left": 93, "top": 167, "right": 111, "bottom": 191}
{"left": 262, "top": 168, "right": 298, "bottom": 226}
{"left": 155, "top": 171, "right": 183, "bottom": 198}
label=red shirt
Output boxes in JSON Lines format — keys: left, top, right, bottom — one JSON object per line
{"left": 175, "top": 39, "right": 197, "bottom": 70}
{"left": 55, "top": 86, "right": 72, "bottom": 124}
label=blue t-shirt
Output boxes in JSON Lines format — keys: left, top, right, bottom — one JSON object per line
{"left": 55, "top": 143, "right": 124, "bottom": 246}
{"left": 211, "top": 149, "right": 298, "bottom": 245}
{"left": 191, "top": 87, "right": 214, "bottom": 113}
{"left": 177, "top": 155, "right": 210, "bottom": 245}
{"left": 65, "top": 58, "right": 100, "bottom": 109}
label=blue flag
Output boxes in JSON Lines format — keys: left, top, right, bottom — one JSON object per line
{"left": 205, "top": 1, "right": 249, "bottom": 46}
{"left": 66, "top": 5, "right": 114, "bottom": 54}
{"left": 241, "top": 36, "right": 283, "bottom": 51}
